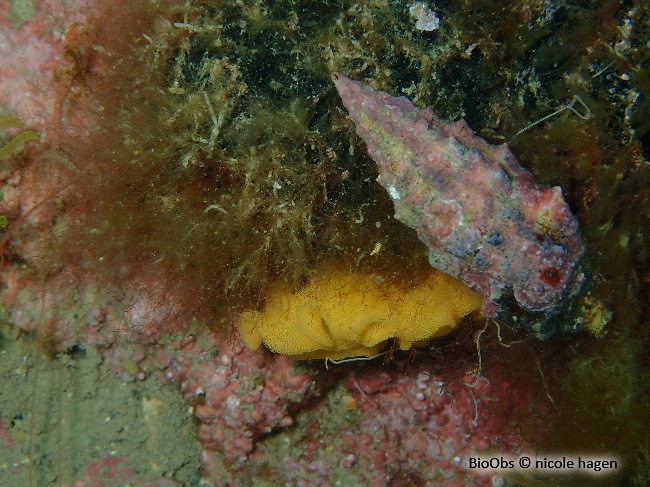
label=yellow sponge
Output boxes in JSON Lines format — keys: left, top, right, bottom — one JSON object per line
{"left": 237, "top": 268, "right": 482, "bottom": 360}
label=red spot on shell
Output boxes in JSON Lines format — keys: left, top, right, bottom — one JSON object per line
{"left": 540, "top": 266, "right": 561, "bottom": 286}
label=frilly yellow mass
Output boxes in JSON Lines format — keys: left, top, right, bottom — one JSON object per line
{"left": 237, "top": 268, "right": 482, "bottom": 360}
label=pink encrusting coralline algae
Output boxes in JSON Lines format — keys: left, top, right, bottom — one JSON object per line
{"left": 333, "top": 73, "right": 586, "bottom": 332}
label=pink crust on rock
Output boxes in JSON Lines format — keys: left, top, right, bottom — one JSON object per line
{"left": 1, "top": 266, "right": 532, "bottom": 486}
{"left": 332, "top": 73, "right": 585, "bottom": 317}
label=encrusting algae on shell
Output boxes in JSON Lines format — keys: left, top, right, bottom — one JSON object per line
{"left": 332, "top": 73, "right": 609, "bottom": 338}
{"left": 237, "top": 267, "right": 481, "bottom": 360}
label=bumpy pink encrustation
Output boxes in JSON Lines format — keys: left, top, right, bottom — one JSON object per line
{"left": 333, "top": 73, "right": 585, "bottom": 319}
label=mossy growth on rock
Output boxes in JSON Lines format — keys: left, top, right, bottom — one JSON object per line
{"left": 29, "top": 0, "right": 441, "bottom": 332}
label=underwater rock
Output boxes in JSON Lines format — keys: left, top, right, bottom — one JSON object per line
{"left": 333, "top": 73, "right": 588, "bottom": 337}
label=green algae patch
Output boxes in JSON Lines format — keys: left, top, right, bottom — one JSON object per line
{"left": 0, "top": 116, "right": 38, "bottom": 160}
{"left": 8, "top": 0, "right": 36, "bottom": 27}
{"left": 0, "top": 322, "right": 202, "bottom": 486}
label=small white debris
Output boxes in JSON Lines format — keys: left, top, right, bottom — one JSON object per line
{"left": 226, "top": 395, "right": 240, "bottom": 410}
{"left": 409, "top": 2, "right": 440, "bottom": 31}
{"left": 388, "top": 185, "right": 401, "bottom": 200}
